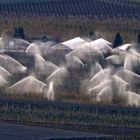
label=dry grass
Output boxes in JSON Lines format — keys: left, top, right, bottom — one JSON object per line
{"left": 0, "top": 15, "right": 140, "bottom": 43}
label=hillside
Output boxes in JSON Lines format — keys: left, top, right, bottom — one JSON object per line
{"left": 0, "top": 0, "right": 139, "bottom": 18}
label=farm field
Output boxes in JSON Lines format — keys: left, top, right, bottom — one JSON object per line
{"left": 0, "top": 0, "right": 139, "bottom": 18}
{"left": 0, "top": 98, "right": 139, "bottom": 139}
{"left": 0, "top": 0, "right": 140, "bottom": 42}
{"left": 0, "top": 123, "right": 114, "bottom": 140}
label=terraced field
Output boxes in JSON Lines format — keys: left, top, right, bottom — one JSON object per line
{"left": 0, "top": 0, "right": 140, "bottom": 18}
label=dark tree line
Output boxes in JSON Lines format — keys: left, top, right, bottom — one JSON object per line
{"left": 113, "top": 32, "right": 123, "bottom": 48}
{"left": 14, "top": 27, "right": 25, "bottom": 39}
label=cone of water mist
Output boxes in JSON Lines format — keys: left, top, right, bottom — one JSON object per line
{"left": 89, "top": 68, "right": 113, "bottom": 100}
{"left": 96, "top": 86, "right": 113, "bottom": 104}
{"left": 66, "top": 43, "right": 105, "bottom": 65}
{"left": 65, "top": 47, "right": 89, "bottom": 62}
{"left": 0, "top": 36, "right": 30, "bottom": 52}
{"left": 9, "top": 38, "right": 30, "bottom": 52}
{"left": 90, "top": 68, "right": 112, "bottom": 88}
{"left": 80, "top": 79, "right": 90, "bottom": 95}
{"left": 89, "top": 63, "right": 103, "bottom": 78}
{"left": 65, "top": 54, "right": 84, "bottom": 70}
{"left": 111, "top": 47, "right": 126, "bottom": 60}
{"left": 128, "top": 48, "right": 140, "bottom": 58}
{"left": 117, "top": 44, "right": 132, "bottom": 51}
{"left": 26, "top": 42, "right": 44, "bottom": 56}
{"left": 0, "top": 75, "right": 7, "bottom": 87}
{"left": 124, "top": 54, "right": 140, "bottom": 74}
{"left": 0, "top": 66, "right": 11, "bottom": 79}
{"left": 111, "top": 75, "right": 129, "bottom": 104}
{"left": 45, "top": 80, "right": 55, "bottom": 101}
{"left": 116, "top": 69, "right": 140, "bottom": 92}
{"left": 89, "top": 75, "right": 129, "bottom": 104}
{"left": 46, "top": 66, "right": 68, "bottom": 99}
{"left": 0, "top": 66, "right": 11, "bottom": 88}
{"left": 88, "top": 80, "right": 112, "bottom": 100}
{"left": 127, "top": 91, "right": 140, "bottom": 107}
{"left": 83, "top": 38, "right": 112, "bottom": 54}
{"left": 26, "top": 41, "right": 56, "bottom": 56}
{"left": 47, "top": 66, "right": 68, "bottom": 86}
{"left": 106, "top": 54, "right": 124, "bottom": 66}
{"left": 8, "top": 75, "right": 47, "bottom": 95}
{"left": 35, "top": 54, "right": 58, "bottom": 76}
{"left": 0, "top": 55, "right": 27, "bottom": 74}
{"left": 61, "top": 37, "right": 87, "bottom": 50}
{"left": 0, "top": 37, "right": 4, "bottom": 49}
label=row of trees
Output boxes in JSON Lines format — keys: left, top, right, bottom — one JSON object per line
{"left": 0, "top": 100, "right": 139, "bottom": 129}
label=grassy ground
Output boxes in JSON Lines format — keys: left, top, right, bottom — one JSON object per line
{"left": 0, "top": 15, "right": 140, "bottom": 43}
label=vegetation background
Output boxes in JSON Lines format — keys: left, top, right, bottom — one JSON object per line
{"left": 1, "top": 15, "right": 140, "bottom": 43}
